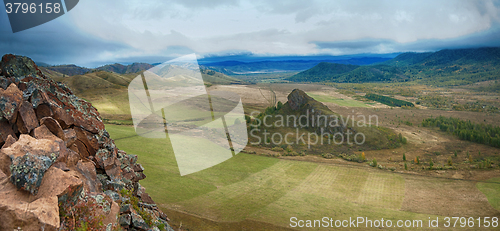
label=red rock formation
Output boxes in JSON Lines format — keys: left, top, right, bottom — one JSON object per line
{"left": 0, "top": 55, "right": 172, "bottom": 231}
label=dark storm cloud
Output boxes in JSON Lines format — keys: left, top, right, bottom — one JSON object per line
{"left": 1, "top": 0, "right": 499, "bottom": 66}
{"left": 0, "top": 12, "right": 129, "bottom": 67}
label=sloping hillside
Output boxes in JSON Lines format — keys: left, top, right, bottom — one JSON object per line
{"left": 286, "top": 62, "right": 359, "bottom": 82}
{"left": 287, "top": 47, "right": 500, "bottom": 85}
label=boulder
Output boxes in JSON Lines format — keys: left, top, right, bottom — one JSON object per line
{"left": 40, "top": 117, "right": 65, "bottom": 141}
{"left": 34, "top": 103, "right": 52, "bottom": 121}
{"left": 75, "top": 160, "right": 102, "bottom": 193}
{"left": 0, "top": 171, "right": 60, "bottom": 231}
{"left": 0, "top": 83, "right": 23, "bottom": 123}
{"left": 2, "top": 135, "right": 65, "bottom": 195}
{"left": 9, "top": 152, "right": 57, "bottom": 195}
{"left": 16, "top": 100, "right": 39, "bottom": 134}
{"left": 63, "top": 128, "right": 77, "bottom": 147}
{"left": 35, "top": 167, "right": 83, "bottom": 204}
{"left": 31, "top": 124, "right": 59, "bottom": 141}
{"left": 0, "top": 54, "right": 42, "bottom": 77}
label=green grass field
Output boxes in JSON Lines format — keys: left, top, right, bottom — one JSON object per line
{"left": 477, "top": 177, "right": 500, "bottom": 211}
{"left": 106, "top": 124, "right": 489, "bottom": 230}
{"left": 307, "top": 93, "right": 371, "bottom": 108}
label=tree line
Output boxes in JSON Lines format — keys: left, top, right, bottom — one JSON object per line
{"left": 422, "top": 116, "right": 500, "bottom": 148}
{"left": 365, "top": 93, "right": 414, "bottom": 107}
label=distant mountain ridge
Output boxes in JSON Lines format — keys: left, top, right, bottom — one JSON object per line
{"left": 96, "top": 62, "right": 154, "bottom": 74}
{"left": 46, "top": 64, "right": 92, "bottom": 76}
{"left": 44, "top": 62, "right": 155, "bottom": 76}
{"left": 204, "top": 57, "right": 391, "bottom": 75}
{"left": 287, "top": 47, "right": 500, "bottom": 85}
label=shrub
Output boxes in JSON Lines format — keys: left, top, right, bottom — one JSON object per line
{"left": 360, "top": 152, "right": 366, "bottom": 161}
{"left": 403, "top": 153, "right": 406, "bottom": 161}
{"left": 372, "top": 158, "right": 377, "bottom": 167}
{"left": 276, "top": 101, "right": 283, "bottom": 110}
{"left": 322, "top": 153, "right": 334, "bottom": 159}
{"left": 404, "top": 162, "right": 408, "bottom": 170}
{"left": 271, "top": 147, "right": 284, "bottom": 152}
{"left": 59, "top": 197, "right": 106, "bottom": 231}
{"left": 454, "top": 150, "right": 457, "bottom": 157}
{"left": 447, "top": 157, "right": 453, "bottom": 166}
{"left": 429, "top": 158, "right": 434, "bottom": 169}
{"left": 415, "top": 156, "right": 420, "bottom": 164}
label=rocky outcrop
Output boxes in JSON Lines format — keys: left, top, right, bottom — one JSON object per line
{"left": 286, "top": 89, "right": 347, "bottom": 135}
{"left": 0, "top": 54, "right": 172, "bottom": 231}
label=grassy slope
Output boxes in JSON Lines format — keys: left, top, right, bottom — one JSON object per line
{"left": 106, "top": 124, "right": 459, "bottom": 229}
{"left": 41, "top": 68, "right": 241, "bottom": 120}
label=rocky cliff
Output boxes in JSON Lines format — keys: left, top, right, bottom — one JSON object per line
{"left": 0, "top": 54, "right": 173, "bottom": 231}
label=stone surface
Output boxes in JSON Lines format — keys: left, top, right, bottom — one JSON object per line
{"left": 34, "top": 103, "right": 52, "bottom": 121}
{"left": 287, "top": 88, "right": 314, "bottom": 111}
{"left": 0, "top": 83, "right": 23, "bottom": 123}
{"left": 16, "top": 100, "right": 39, "bottom": 134}
{"left": 0, "top": 196, "right": 60, "bottom": 231}
{"left": 40, "top": 117, "right": 65, "bottom": 141}
{"left": 51, "top": 105, "right": 74, "bottom": 129}
{"left": 0, "top": 120, "right": 16, "bottom": 146}
{"left": 63, "top": 128, "right": 77, "bottom": 147}
{"left": 75, "top": 160, "right": 102, "bottom": 193}
{"left": 10, "top": 152, "right": 57, "bottom": 195}
{"left": 35, "top": 167, "right": 83, "bottom": 203}
{"left": 131, "top": 210, "right": 150, "bottom": 230}
{"left": 31, "top": 124, "right": 59, "bottom": 141}
{"left": 1, "top": 134, "right": 16, "bottom": 149}
{"left": 119, "top": 213, "right": 131, "bottom": 227}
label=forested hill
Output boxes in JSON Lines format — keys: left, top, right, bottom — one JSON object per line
{"left": 286, "top": 62, "right": 359, "bottom": 82}
{"left": 287, "top": 47, "right": 500, "bottom": 85}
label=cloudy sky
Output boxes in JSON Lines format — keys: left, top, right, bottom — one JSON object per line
{"left": 1, "top": 0, "right": 500, "bottom": 67}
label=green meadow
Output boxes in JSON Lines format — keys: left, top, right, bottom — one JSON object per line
{"left": 307, "top": 93, "right": 370, "bottom": 108}
{"left": 104, "top": 124, "right": 468, "bottom": 230}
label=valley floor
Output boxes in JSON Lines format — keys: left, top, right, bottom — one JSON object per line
{"left": 99, "top": 83, "right": 500, "bottom": 230}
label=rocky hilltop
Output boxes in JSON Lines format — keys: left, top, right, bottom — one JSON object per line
{"left": 0, "top": 54, "right": 173, "bottom": 231}
{"left": 285, "top": 89, "right": 347, "bottom": 135}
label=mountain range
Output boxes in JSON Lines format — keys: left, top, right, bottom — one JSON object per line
{"left": 287, "top": 47, "right": 500, "bottom": 85}
{"left": 203, "top": 57, "right": 391, "bottom": 75}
